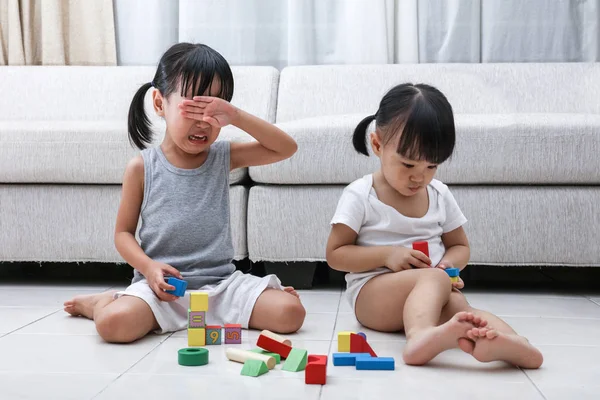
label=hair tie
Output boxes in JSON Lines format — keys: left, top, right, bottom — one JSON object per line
{"left": 150, "top": 81, "right": 155, "bottom": 87}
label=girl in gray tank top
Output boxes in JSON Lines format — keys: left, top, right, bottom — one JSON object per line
{"left": 64, "top": 43, "right": 305, "bottom": 342}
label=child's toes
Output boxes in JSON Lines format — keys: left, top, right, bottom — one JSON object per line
{"left": 467, "top": 329, "right": 478, "bottom": 340}
{"left": 485, "top": 329, "right": 499, "bottom": 339}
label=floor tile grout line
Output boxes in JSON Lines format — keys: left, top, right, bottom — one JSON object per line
{"left": 587, "top": 298, "right": 600, "bottom": 308}
{"left": 90, "top": 332, "right": 175, "bottom": 400}
{"left": 318, "top": 291, "right": 343, "bottom": 400}
{"left": 520, "top": 367, "right": 548, "bottom": 400}
{"left": 0, "top": 309, "right": 62, "bottom": 337}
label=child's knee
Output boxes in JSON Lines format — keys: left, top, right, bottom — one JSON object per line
{"left": 95, "top": 310, "right": 137, "bottom": 343}
{"left": 276, "top": 299, "right": 306, "bottom": 334}
{"left": 422, "top": 267, "right": 453, "bottom": 290}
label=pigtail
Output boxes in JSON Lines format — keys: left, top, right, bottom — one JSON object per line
{"left": 127, "top": 82, "right": 153, "bottom": 150}
{"left": 352, "top": 114, "right": 376, "bottom": 156}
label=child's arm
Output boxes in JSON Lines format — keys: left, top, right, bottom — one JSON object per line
{"left": 180, "top": 96, "right": 297, "bottom": 170}
{"left": 114, "top": 157, "right": 181, "bottom": 301}
{"left": 438, "top": 226, "right": 471, "bottom": 270}
{"left": 326, "top": 224, "right": 431, "bottom": 272}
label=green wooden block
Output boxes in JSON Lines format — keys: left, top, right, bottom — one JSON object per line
{"left": 250, "top": 348, "right": 281, "bottom": 364}
{"left": 241, "top": 359, "right": 269, "bottom": 377}
{"left": 282, "top": 348, "right": 308, "bottom": 372}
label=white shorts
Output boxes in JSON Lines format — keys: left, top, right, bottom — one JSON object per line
{"left": 344, "top": 267, "right": 392, "bottom": 313}
{"left": 114, "top": 270, "right": 284, "bottom": 334}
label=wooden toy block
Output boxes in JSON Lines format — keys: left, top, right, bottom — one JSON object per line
{"left": 355, "top": 356, "right": 395, "bottom": 370}
{"left": 412, "top": 241, "right": 429, "bottom": 258}
{"left": 205, "top": 325, "right": 222, "bottom": 345}
{"left": 337, "top": 331, "right": 354, "bottom": 352}
{"left": 445, "top": 267, "right": 460, "bottom": 277}
{"left": 225, "top": 348, "right": 276, "bottom": 369}
{"left": 188, "top": 328, "right": 206, "bottom": 346}
{"left": 240, "top": 359, "right": 269, "bottom": 377}
{"left": 190, "top": 292, "right": 208, "bottom": 311}
{"left": 357, "top": 332, "right": 367, "bottom": 340}
{"left": 188, "top": 310, "right": 206, "bottom": 328}
{"left": 258, "top": 329, "right": 292, "bottom": 346}
{"left": 177, "top": 347, "right": 209, "bottom": 366}
{"left": 224, "top": 324, "right": 242, "bottom": 344}
{"left": 166, "top": 277, "right": 187, "bottom": 297}
{"left": 450, "top": 276, "right": 459, "bottom": 283}
{"left": 250, "top": 348, "right": 281, "bottom": 364}
{"left": 282, "top": 348, "right": 308, "bottom": 372}
{"left": 305, "top": 355, "right": 327, "bottom": 385}
{"left": 350, "top": 333, "right": 377, "bottom": 357}
{"left": 332, "top": 353, "right": 370, "bottom": 366}
{"left": 257, "top": 332, "right": 292, "bottom": 358}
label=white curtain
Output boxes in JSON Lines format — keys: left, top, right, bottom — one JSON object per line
{"left": 113, "top": 0, "right": 600, "bottom": 67}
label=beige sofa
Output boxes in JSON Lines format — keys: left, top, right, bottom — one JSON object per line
{"left": 1, "top": 64, "right": 598, "bottom": 286}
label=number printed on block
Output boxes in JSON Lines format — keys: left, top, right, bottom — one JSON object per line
{"left": 206, "top": 325, "right": 222, "bottom": 345}
{"left": 188, "top": 310, "right": 206, "bottom": 328}
{"left": 224, "top": 324, "right": 242, "bottom": 344}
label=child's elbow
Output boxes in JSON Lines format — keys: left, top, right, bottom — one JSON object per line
{"left": 285, "top": 139, "right": 298, "bottom": 159}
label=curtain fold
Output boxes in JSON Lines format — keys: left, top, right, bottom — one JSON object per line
{"left": 113, "top": 0, "right": 600, "bottom": 67}
{"left": 0, "top": 0, "right": 116, "bottom": 66}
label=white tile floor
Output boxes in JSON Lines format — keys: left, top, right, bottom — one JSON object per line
{"left": 1, "top": 283, "right": 600, "bottom": 400}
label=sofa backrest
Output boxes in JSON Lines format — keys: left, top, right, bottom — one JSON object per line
{"left": 276, "top": 63, "right": 600, "bottom": 122}
{"left": 0, "top": 66, "right": 279, "bottom": 123}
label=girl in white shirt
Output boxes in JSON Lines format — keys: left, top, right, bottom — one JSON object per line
{"left": 326, "top": 83, "right": 542, "bottom": 369}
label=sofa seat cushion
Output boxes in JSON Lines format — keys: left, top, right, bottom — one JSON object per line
{"left": 249, "top": 113, "right": 600, "bottom": 185}
{"left": 0, "top": 121, "right": 250, "bottom": 184}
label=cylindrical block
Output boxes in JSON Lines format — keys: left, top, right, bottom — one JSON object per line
{"left": 178, "top": 348, "right": 209, "bottom": 366}
{"left": 225, "top": 348, "right": 276, "bottom": 370}
{"left": 259, "top": 330, "right": 292, "bottom": 346}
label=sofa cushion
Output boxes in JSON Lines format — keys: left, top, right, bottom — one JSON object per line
{"left": 0, "top": 121, "right": 250, "bottom": 184}
{"left": 249, "top": 113, "right": 600, "bottom": 185}
{"left": 247, "top": 185, "right": 600, "bottom": 265}
{"left": 276, "top": 64, "right": 600, "bottom": 122}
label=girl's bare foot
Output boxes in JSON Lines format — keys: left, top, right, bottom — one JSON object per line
{"left": 63, "top": 291, "right": 117, "bottom": 320}
{"left": 283, "top": 287, "right": 299, "bottom": 298}
{"left": 467, "top": 327, "right": 544, "bottom": 369}
{"left": 457, "top": 315, "right": 488, "bottom": 355}
{"left": 403, "top": 311, "right": 476, "bottom": 365}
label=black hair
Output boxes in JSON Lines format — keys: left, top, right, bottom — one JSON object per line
{"left": 128, "top": 43, "right": 234, "bottom": 150}
{"left": 352, "top": 83, "right": 455, "bottom": 164}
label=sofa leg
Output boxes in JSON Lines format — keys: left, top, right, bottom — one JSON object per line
{"left": 263, "top": 262, "right": 317, "bottom": 289}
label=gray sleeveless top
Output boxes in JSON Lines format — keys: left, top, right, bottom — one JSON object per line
{"left": 133, "top": 141, "right": 236, "bottom": 289}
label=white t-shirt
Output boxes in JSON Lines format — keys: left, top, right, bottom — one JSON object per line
{"left": 330, "top": 174, "right": 467, "bottom": 269}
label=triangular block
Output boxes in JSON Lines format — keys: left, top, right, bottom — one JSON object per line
{"left": 282, "top": 348, "right": 308, "bottom": 372}
{"left": 241, "top": 359, "right": 269, "bottom": 377}
{"left": 350, "top": 333, "right": 377, "bottom": 357}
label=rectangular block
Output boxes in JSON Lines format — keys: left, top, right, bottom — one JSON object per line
{"left": 224, "top": 324, "right": 242, "bottom": 344}
{"left": 190, "top": 292, "right": 209, "bottom": 311}
{"left": 445, "top": 268, "right": 460, "bottom": 277}
{"left": 188, "top": 310, "right": 206, "bottom": 328}
{"left": 206, "top": 325, "right": 222, "bottom": 345}
{"left": 355, "top": 356, "right": 395, "bottom": 371}
{"left": 337, "top": 331, "right": 353, "bottom": 352}
{"left": 412, "top": 241, "right": 429, "bottom": 258}
{"left": 450, "top": 276, "right": 459, "bottom": 283}
{"left": 257, "top": 333, "right": 292, "bottom": 358}
{"left": 166, "top": 277, "right": 187, "bottom": 297}
{"left": 332, "top": 353, "right": 370, "bottom": 366}
{"left": 305, "top": 355, "right": 327, "bottom": 385}
{"left": 188, "top": 328, "right": 206, "bottom": 346}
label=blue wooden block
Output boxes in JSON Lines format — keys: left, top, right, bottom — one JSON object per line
{"left": 332, "top": 353, "right": 370, "bottom": 366}
{"left": 166, "top": 277, "right": 187, "bottom": 297}
{"left": 355, "top": 356, "right": 395, "bottom": 370}
{"left": 444, "top": 268, "right": 460, "bottom": 277}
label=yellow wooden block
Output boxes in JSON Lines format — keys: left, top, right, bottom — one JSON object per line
{"left": 190, "top": 292, "right": 209, "bottom": 311}
{"left": 188, "top": 328, "right": 206, "bottom": 346}
{"left": 450, "top": 276, "right": 459, "bottom": 283}
{"left": 338, "top": 331, "right": 354, "bottom": 352}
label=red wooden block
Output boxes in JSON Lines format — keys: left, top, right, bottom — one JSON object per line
{"left": 305, "top": 355, "right": 327, "bottom": 385}
{"left": 257, "top": 333, "right": 292, "bottom": 359}
{"left": 412, "top": 241, "right": 429, "bottom": 257}
{"left": 350, "top": 333, "right": 377, "bottom": 357}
